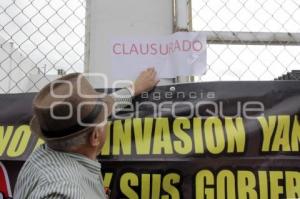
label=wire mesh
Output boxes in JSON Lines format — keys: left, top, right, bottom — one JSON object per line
{"left": 191, "top": 0, "right": 300, "bottom": 80}
{"left": 0, "top": 0, "right": 86, "bottom": 93}
{"left": 1, "top": 0, "right": 300, "bottom": 93}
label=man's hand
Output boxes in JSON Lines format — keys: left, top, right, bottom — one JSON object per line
{"left": 131, "top": 67, "right": 159, "bottom": 96}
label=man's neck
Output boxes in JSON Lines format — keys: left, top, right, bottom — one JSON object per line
{"left": 58, "top": 145, "right": 98, "bottom": 160}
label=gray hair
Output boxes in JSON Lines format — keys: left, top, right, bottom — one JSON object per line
{"left": 47, "top": 131, "right": 92, "bottom": 151}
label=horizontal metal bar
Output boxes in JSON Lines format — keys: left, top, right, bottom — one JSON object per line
{"left": 201, "top": 31, "right": 300, "bottom": 45}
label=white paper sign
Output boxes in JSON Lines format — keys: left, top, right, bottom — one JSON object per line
{"left": 111, "top": 32, "right": 207, "bottom": 79}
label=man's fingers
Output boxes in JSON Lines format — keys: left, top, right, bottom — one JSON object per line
{"left": 149, "top": 71, "right": 156, "bottom": 80}
{"left": 145, "top": 69, "right": 154, "bottom": 77}
{"left": 151, "top": 68, "right": 156, "bottom": 74}
{"left": 151, "top": 71, "right": 157, "bottom": 79}
{"left": 146, "top": 67, "right": 154, "bottom": 72}
{"left": 147, "top": 67, "right": 155, "bottom": 72}
{"left": 155, "top": 79, "right": 160, "bottom": 85}
{"left": 141, "top": 67, "right": 158, "bottom": 82}
{"left": 144, "top": 68, "right": 152, "bottom": 76}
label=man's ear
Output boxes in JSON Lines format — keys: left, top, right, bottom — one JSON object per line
{"left": 89, "top": 127, "right": 101, "bottom": 147}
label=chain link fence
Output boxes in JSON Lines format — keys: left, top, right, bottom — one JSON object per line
{"left": 191, "top": 0, "right": 300, "bottom": 80}
{"left": 1, "top": 0, "right": 300, "bottom": 93}
{"left": 0, "top": 0, "right": 86, "bottom": 93}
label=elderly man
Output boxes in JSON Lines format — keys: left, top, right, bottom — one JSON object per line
{"left": 14, "top": 68, "right": 159, "bottom": 199}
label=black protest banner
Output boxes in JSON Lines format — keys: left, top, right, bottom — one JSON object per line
{"left": 0, "top": 81, "right": 300, "bottom": 199}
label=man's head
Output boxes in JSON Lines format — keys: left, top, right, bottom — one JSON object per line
{"left": 47, "top": 124, "right": 107, "bottom": 159}
{"left": 31, "top": 68, "right": 159, "bottom": 159}
{"left": 30, "top": 73, "right": 113, "bottom": 158}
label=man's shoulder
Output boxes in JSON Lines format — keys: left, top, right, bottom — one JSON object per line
{"left": 25, "top": 145, "right": 82, "bottom": 180}
{"left": 14, "top": 176, "right": 85, "bottom": 199}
